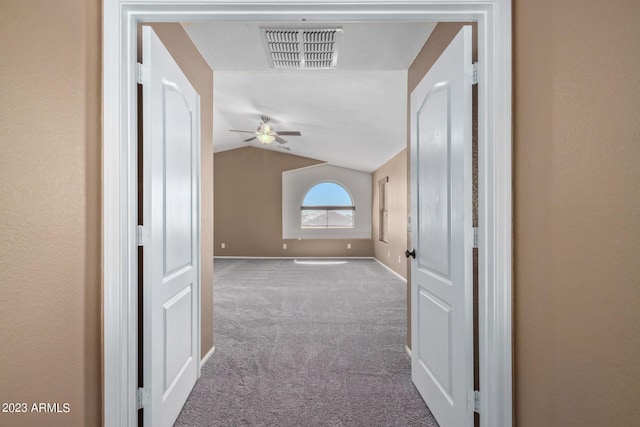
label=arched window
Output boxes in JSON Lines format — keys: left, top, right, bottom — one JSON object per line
{"left": 301, "top": 182, "right": 355, "bottom": 228}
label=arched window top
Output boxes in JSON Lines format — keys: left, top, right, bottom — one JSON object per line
{"left": 302, "top": 182, "right": 353, "bottom": 207}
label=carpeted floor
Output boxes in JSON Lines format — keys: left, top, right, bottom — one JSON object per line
{"left": 174, "top": 258, "right": 438, "bottom": 427}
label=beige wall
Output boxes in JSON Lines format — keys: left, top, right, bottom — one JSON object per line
{"left": 408, "top": 23, "right": 475, "bottom": 93}
{"left": 371, "top": 149, "right": 408, "bottom": 280}
{"left": 513, "top": 0, "right": 640, "bottom": 425}
{"left": 145, "top": 23, "right": 215, "bottom": 360}
{"left": 214, "top": 147, "right": 374, "bottom": 257}
{"left": 0, "top": 1, "right": 102, "bottom": 426}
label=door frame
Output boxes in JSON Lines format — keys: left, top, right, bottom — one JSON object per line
{"left": 103, "top": 1, "right": 512, "bottom": 426}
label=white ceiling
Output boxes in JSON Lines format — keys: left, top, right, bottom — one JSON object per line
{"left": 183, "top": 22, "right": 436, "bottom": 172}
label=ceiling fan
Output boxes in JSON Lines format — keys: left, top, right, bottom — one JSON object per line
{"left": 229, "top": 116, "right": 302, "bottom": 145}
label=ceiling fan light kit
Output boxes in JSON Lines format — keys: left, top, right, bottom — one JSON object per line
{"left": 256, "top": 133, "right": 276, "bottom": 144}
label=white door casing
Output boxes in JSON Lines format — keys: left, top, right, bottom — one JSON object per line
{"left": 103, "top": 2, "right": 513, "bottom": 426}
{"left": 141, "top": 26, "right": 201, "bottom": 427}
{"left": 410, "top": 26, "right": 473, "bottom": 427}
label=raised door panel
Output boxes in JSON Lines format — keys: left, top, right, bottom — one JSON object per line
{"left": 162, "top": 83, "right": 194, "bottom": 277}
{"left": 417, "top": 83, "right": 451, "bottom": 280}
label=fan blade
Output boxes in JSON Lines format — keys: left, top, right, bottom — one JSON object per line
{"left": 276, "top": 131, "right": 301, "bottom": 136}
{"left": 275, "top": 136, "right": 288, "bottom": 144}
{"left": 229, "top": 130, "right": 256, "bottom": 134}
{"left": 244, "top": 136, "right": 257, "bottom": 142}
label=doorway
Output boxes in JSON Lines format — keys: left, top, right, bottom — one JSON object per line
{"left": 103, "top": 2, "right": 513, "bottom": 426}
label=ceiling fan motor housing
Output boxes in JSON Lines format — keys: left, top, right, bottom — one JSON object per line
{"left": 258, "top": 120, "right": 276, "bottom": 136}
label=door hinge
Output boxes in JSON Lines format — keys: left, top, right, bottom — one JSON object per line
{"left": 473, "top": 227, "right": 479, "bottom": 248}
{"left": 137, "top": 62, "right": 147, "bottom": 85}
{"left": 137, "top": 387, "right": 150, "bottom": 410}
{"left": 470, "top": 62, "right": 478, "bottom": 85}
{"left": 137, "top": 225, "right": 148, "bottom": 247}
{"left": 468, "top": 390, "right": 480, "bottom": 413}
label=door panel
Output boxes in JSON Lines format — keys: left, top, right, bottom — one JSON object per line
{"left": 142, "top": 26, "right": 201, "bottom": 427}
{"left": 418, "top": 289, "right": 452, "bottom": 398}
{"left": 410, "top": 26, "right": 473, "bottom": 427}
{"left": 163, "top": 285, "right": 194, "bottom": 393}
{"left": 417, "top": 84, "right": 451, "bottom": 278}
{"left": 162, "top": 83, "right": 194, "bottom": 275}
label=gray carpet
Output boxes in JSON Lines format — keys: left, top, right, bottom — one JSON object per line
{"left": 175, "top": 258, "right": 438, "bottom": 427}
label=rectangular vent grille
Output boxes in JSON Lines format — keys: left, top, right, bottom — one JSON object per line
{"left": 261, "top": 28, "right": 342, "bottom": 69}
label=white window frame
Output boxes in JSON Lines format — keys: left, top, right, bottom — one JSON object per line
{"left": 378, "top": 176, "right": 389, "bottom": 243}
{"left": 103, "top": 1, "right": 513, "bottom": 426}
{"left": 301, "top": 181, "right": 356, "bottom": 229}
{"left": 282, "top": 164, "right": 371, "bottom": 239}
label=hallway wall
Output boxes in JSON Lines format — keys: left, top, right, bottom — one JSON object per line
{"left": 0, "top": 1, "right": 102, "bottom": 426}
{"left": 513, "top": 0, "right": 640, "bottom": 425}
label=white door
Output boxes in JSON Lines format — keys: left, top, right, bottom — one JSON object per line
{"left": 409, "top": 26, "right": 474, "bottom": 427}
{"left": 141, "top": 26, "right": 201, "bottom": 427}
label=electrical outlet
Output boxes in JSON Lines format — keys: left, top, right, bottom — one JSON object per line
{"left": 387, "top": 250, "right": 390, "bottom": 258}
{"left": 283, "top": 243, "right": 287, "bottom": 249}
{"left": 221, "top": 243, "right": 225, "bottom": 249}
{"left": 347, "top": 243, "right": 351, "bottom": 249}
{"left": 398, "top": 255, "right": 402, "bottom": 263}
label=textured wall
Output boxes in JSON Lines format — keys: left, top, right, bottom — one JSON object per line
{"left": 513, "top": 0, "right": 640, "bottom": 425}
{"left": 0, "top": 1, "right": 102, "bottom": 426}
{"left": 214, "top": 147, "right": 374, "bottom": 257}
{"left": 371, "top": 149, "right": 408, "bottom": 280}
{"left": 146, "top": 23, "right": 215, "bottom": 360}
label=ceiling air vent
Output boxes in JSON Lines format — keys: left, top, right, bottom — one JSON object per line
{"left": 261, "top": 27, "right": 342, "bottom": 70}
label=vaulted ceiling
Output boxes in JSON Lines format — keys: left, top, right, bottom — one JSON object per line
{"left": 183, "top": 22, "right": 436, "bottom": 172}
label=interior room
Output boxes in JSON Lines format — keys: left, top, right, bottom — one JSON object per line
{"left": 162, "top": 20, "right": 445, "bottom": 425}
{"left": 199, "top": 21, "right": 428, "bottom": 270}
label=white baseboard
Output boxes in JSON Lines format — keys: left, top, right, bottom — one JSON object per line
{"left": 201, "top": 345, "right": 216, "bottom": 367}
{"left": 405, "top": 345, "right": 412, "bottom": 359}
{"left": 372, "top": 257, "right": 408, "bottom": 282}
